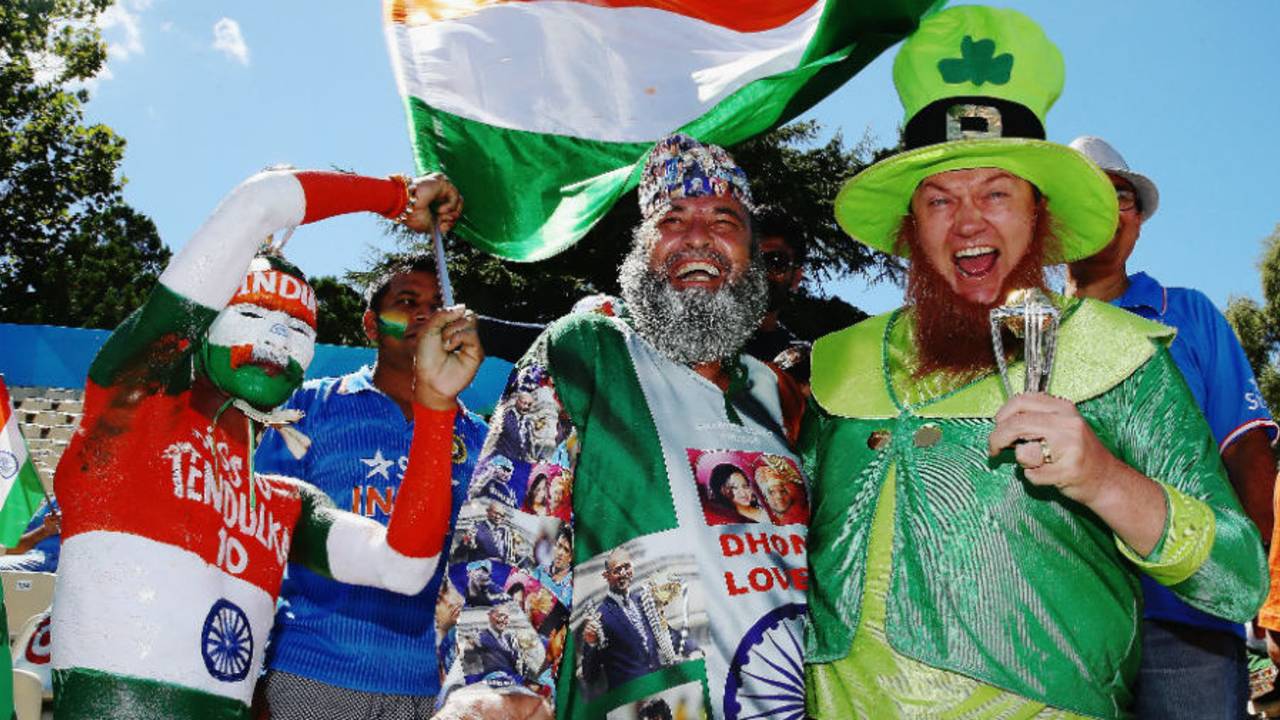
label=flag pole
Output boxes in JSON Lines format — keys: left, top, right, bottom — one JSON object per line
{"left": 433, "top": 225, "right": 455, "bottom": 306}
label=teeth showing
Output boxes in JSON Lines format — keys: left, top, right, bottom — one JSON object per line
{"left": 677, "top": 261, "right": 720, "bottom": 279}
{"left": 954, "top": 246, "right": 996, "bottom": 259}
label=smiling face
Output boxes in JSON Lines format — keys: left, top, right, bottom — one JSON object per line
{"left": 198, "top": 260, "right": 317, "bottom": 409}
{"left": 553, "top": 534, "right": 571, "bottom": 573}
{"left": 909, "top": 167, "right": 1039, "bottom": 306}
{"left": 756, "top": 468, "right": 796, "bottom": 514}
{"left": 649, "top": 195, "right": 753, "bottom": 292}
{"left": 603, "top": 548, "right": 634, "bottom": 594}
{"left": 364, "top": 270, "right": 442, "bottom": 369}
{"left": 489, "top": 607, "right": 509, "bottom": 632}
{"left": 720, "top": 471, "right": 755, "bottom": 508}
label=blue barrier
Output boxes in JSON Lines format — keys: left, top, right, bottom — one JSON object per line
{"left": 0, "top": 323, "right": 510, "bottom": 416}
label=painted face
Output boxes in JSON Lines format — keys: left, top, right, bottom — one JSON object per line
{"left": 909, "top": 167, "right": 1039, "bottom": 306}
{"left": 197, "top": 261, "right": 318, "bottom": 409}
{"left": 649, "top": 196, "right": 752, "bottom": 293}
{"left": 373, "top": 271, "right": 442, "bottom": 342}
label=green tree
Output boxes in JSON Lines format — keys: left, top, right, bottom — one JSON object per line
{"left": 0, "top": 0, "right": 170, "bottom": 329}
{"left": 355, "top": 120, "right": 892, "bottom": 340}
{"left": 312, "top": 275, "right": 368, "bottom": 346}
{"left": 1227, "top": 224, "right": 1280, "bottom": 411}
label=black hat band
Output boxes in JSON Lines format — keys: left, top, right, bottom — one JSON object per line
{"left": 903, "top": 96, "right": 1044, "bottom": 150}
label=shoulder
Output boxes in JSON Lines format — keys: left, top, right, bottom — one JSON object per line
{"left": 284, "top": 373, "right": 344, "bottom": 409}
{"left": 544, "top": 311, "right": 623, "bottom": 349}
{"left": 809, "top": 311, "right": 899, "bottom": 418}
{"left": 1163, "top": 285, "right": 1233, "bottom": 333}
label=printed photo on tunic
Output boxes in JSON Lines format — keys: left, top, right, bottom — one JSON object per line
{"left": 502, "top": 568, "right": 570, "bottom": 680}
{"left": 451, "top": 498, "right": 559, "bottom": 572}
{"left": 604, "top": 680, "right": 706, "bottom": 720}
{"left": 688, "top": 449, "right": 769, "bottom": 526}
{"left": 688, "top": 449, "right": 810, "bottom": 527}
{"left": 482, "top": 361, "right": 574, "bottom": 466}
{"left": 522, "top": 461, "right": 572, "bottom": 521}
{"left": 456, "top": 600, "right": 547, "bottom": 690}
{"left": 466, "top": 453, "right": 528, "bottom": 508}
{"left": 448, "top": 557, "right": 513, "bottom": 608}
{"left": 571, "top": 533, "right": 707, "bottom": 699}
{"left": 751, "top": 454, "right": 809, "bottom": 526}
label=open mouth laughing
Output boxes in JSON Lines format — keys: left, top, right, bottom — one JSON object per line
{"left": 666, "top": 250, "right": 730, "bottom": 287}
{"left": 954, "top": 245, "right": 999, "bottom": 278}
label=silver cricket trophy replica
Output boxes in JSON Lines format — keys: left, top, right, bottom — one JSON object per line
{"left": 989, "top": 288, "right": 1060, "bottom": 396}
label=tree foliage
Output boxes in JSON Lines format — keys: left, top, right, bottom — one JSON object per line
{"left": 311, "top": 275, "right": 368, "bottom": 346}
{"left": 1226, "top": 223, "right": 1280, "bottom": 410}
{"left": 335, "top": 121, "right": 893, "bottom": 342}
{"left": 0, "top": 0, "right": 170, "bottom": 328}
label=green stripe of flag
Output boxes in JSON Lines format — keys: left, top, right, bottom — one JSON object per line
{"left": 54, "top": 668, "right": 248, "bottom": 720}
{"left": 404, "top": 0, "right": 943, "bottom": 262}
{"left": 0, "top": 459, "right": 42, "bottom": 549}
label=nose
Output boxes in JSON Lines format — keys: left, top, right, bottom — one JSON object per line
{"left": 682, "top": 216, "right": 712, "bottom": 249}
{"left": 269, "top": 323, "right": 289, "bottom": 338}
{"left": 953, "top": 197, "right": 985, "bottom": 236}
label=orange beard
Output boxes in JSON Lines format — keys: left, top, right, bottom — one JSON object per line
{"left": 900, "top": 215, "right": 1055, "bottom": 378}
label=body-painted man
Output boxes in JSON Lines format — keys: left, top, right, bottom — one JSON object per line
{"left": 50, "top": 168, "right": 481, "bottom": 719}
{"left": 801, "top": 7, "right": 1268, "bottom": 718}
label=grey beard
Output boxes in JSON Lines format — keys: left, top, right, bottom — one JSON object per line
{"left": 618, "top": 237, "right": 769, "bottom": 366}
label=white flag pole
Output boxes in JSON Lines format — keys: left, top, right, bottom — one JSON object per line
{"left": 433, "top": 225, "right": 455, "bottom": 306}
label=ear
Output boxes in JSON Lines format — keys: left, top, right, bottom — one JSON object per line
{"left": 362, "top": 309, "right": 379, "bottom": 344}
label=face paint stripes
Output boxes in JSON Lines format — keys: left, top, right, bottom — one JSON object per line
{"left": 229, "top": 271, "right": 317, "bottom": 328}
{"left": 377, "top": 312, "right": 409, "bottom": 339}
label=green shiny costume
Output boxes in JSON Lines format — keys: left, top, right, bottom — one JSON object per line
{"left": 801, "top": 297, "right": 1268, "bottom": 719}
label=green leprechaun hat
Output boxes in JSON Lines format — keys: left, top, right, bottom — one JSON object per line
{"left": 833, "top": 5, "right": 1117, "bottom": 263}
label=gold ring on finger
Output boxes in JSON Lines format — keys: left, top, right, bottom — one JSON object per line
{"left": 1038, "top": 439, "right": 1055, "bottom": 465}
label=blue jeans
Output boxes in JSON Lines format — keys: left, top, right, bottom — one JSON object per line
{"left": 1133, "top": 619, "right": 1248, "bottom": 719}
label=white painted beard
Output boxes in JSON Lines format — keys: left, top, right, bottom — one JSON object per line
{"left": 618, "top": 235, "right": 768, "bottom": 366}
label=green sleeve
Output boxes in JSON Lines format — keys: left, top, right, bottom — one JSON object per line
{"left": 288, "top": 481, "right": 337, "bottom": 579}
{"left": 1091, "top": 345, "right": 1268, "bottom": 622}
{"left": 88, "top": 283, "right": 218, "bottom": 393}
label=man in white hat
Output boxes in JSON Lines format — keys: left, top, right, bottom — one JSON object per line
{"left": 1066, "top": 135, "right": 1278, "bottom": 718}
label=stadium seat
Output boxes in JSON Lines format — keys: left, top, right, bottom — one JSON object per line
{"left": 2, "top": 572, "right": 54, "bottom": 643}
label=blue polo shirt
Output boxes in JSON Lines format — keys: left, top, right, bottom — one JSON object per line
{"left": 256, "top": 365, "right": 486, "bottom": 695}
{"left": 1114, "top": 272, "right": 1277, "bottom": 636}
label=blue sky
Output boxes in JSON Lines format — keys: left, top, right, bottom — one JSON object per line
{"left": 81, "top": 1, "right": 1280, "bottom": 318}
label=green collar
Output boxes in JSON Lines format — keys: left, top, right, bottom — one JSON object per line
{"left": 811, "top": 296, "right": 1174, "bottom": 419}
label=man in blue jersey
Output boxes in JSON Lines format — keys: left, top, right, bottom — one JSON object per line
{"left": 255, "top": 256, "right": 487, "bottom": 718}
{"left": 0, "top": 498, "right": 60, "bottom": 573}
{"left": 1066, "top": 135, "right": 1278, "bottom": 719}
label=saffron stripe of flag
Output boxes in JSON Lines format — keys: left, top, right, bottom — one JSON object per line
{"left": 385, "top": 0, "right": 943, "bottom": 261}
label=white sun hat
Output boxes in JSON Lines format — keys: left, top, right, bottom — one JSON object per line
{"left": 1069, "top": 136, "right": 1160, "bottom": 220}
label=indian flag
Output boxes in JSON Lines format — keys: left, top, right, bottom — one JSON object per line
{"left": 0, "top": 376, "right": 46, "bottom": 548}
{"left": 385, "top": 0, "right": 942, "bottom": 260}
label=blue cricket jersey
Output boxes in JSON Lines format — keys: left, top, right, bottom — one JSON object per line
{"left": 256, "top": 365, "right": 486, "bottom": 695}
{"left": 1115, "top": 272, "right": 1277, "bottom": 636}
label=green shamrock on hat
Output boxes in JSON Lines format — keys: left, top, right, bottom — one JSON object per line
{"left": 938, "top": 35, "right": 1013, "bottom": 86}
